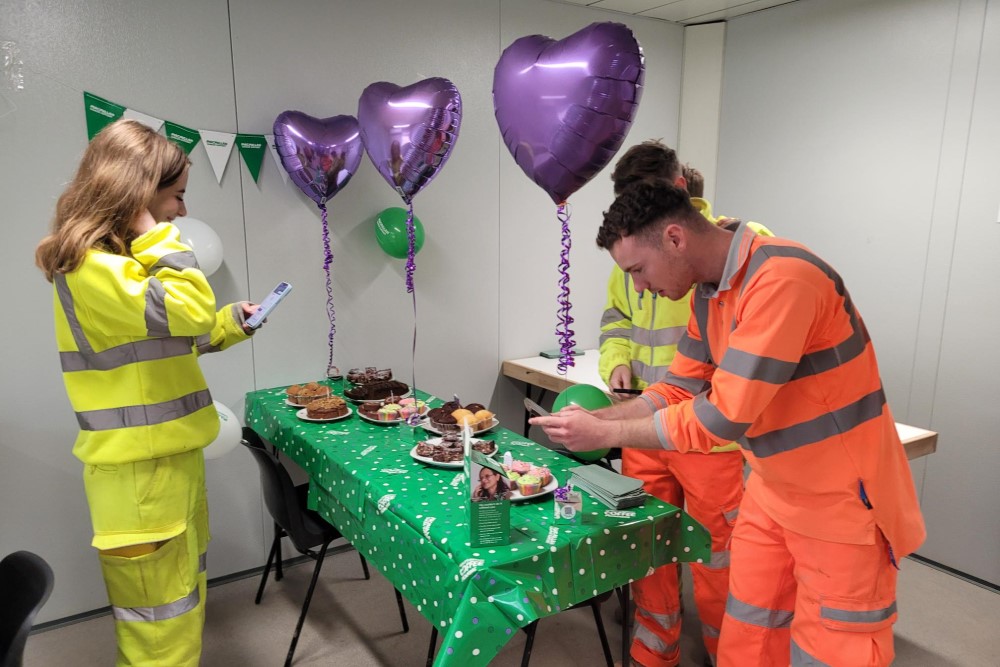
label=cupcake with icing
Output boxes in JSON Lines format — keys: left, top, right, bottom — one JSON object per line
{"left": 516, "top": 474, "right": 542, "bottom": 496}
{"left": 510, "top": 460, "right": 531, "bottom": 475}
{"left": 528, "top": 465, "right": 551, "bottom": 486}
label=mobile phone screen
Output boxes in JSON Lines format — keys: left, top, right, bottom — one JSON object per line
{"left": 245, "top": 282, "right": 292, "bottom": 329}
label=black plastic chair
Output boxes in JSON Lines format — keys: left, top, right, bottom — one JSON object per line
{"left": 0, "top": 551, "right": 54, "bottom": 667}
{"left": 425, "top": 590, "right": 615, "bottom": 667}
{"left": 241, "top": 428, "right": 408, "bottom": 666}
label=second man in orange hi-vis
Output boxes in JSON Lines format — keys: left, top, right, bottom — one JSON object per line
{"left": 532, "top": 181, "right": 925, "bottom": 667}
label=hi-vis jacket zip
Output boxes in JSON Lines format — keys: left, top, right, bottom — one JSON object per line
{"left": 642, "top": 223, "right": 925, "bottom": 556}
{"left": 53, "top": 223, "right": 251, "bottom": 465}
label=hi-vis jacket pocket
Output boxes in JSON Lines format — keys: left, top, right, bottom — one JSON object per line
{"left": 819, "top": 593, "right": 897, "bottom": 633}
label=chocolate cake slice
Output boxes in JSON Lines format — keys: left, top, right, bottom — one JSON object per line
{"left": 344, "top": 380, "right": 409, "bottom": 401}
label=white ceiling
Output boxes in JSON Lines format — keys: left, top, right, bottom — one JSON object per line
{"left": 550, "top": 0, "right": 801, "bottom": 24}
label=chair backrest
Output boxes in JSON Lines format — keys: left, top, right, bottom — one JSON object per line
{"left": 240, "top": 427, "right": 321, "bottom": 553}
{"left": 0, "top": 551, "right": 54, "bottom": 667}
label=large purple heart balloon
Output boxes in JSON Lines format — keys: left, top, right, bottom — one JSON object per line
{"left": 493, "top": 22, "right": 645, "bottom": 205}
{"left": 358, "top": 78, "right": 462, "bottom": 204}
{"left": 273, "top": 111, "right": 364, "bottom": 207}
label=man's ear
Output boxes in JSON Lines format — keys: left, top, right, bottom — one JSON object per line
{"left": 663, "top": 222, "right": 684, "bottom": 250}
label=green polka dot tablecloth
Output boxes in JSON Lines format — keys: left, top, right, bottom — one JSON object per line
{"left": 246, "top": 383, "right": 710, "bottom": 666}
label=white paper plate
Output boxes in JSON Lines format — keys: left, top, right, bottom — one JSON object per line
{"left": 509, "top": 476, "right": 559, "bottom": 502}
{"left": 295, "top": 406, "right": 353, "bottom": 423}
{"left": 344, "top": 388, "right": 412, "bottom": 404}
{"left": 409, "top": 438, "right": 498, "bottom": 468}
{"left": 421, "top": 417, "right": 499, "bottom": 437}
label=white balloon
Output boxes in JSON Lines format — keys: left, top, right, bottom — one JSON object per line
{"left": 173, "top": 216, "right": 224, "bottom": 276}
{"left": 204, "top": 400, "right": 242, "bottom": 460}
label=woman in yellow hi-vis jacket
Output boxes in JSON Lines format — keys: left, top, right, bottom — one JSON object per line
{"left": 36, "top": 119, "right": 258, "bottom": 666}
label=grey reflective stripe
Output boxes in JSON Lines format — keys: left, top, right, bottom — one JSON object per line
{"left": 195, "top": 334, "right": 219, "bottom": 355}
{"left": 55, "top": 274, "right": 95, "bottom": 354}
{"left": 633, "top": 324, "right": 686, "bottom": 349}
{"left": 677, "top": 333, "right": 713, "bottom": 365}
{"left": 599, "top": 327, "right": 631, "bottom": 345}
{"left": 653, "top": 413, "right": 675, "bottom": 450}
{"left": 633, "top": 622, "right": 678, "bottom": 656}
{"left": 791, "top": 315, "right": 870, "bottom": 381}
{"left": 702, "top": 622, "right": 721, "bottom": 638}
{"left": 720, "top": 347, "right": 798, "bottom": 385}
{"left": 821, "top": 600, "right": 896, "bottom": 624}
{"left": 662, "top": 372, "right": 711, "bottom": 396}
{"left": 745, "top": 388, "right": 886, "bottom": 458}
{"left": 60, "top": 337, "right": 193, "bottom": 372}
{"left": 726, "top": 593, "right": 793, "bottom": 628}
{"left": 723, "top": 506, "right": 740, "bottom": 523}
{"left": 790, "top": 638, "right": 831, "bottom": 667}
{"left": 150, "top": 250, "right": 199, "bottom": 274}
{"left": 704, "top": 549, "right": 730, "bottom": 569}
{"left": 636, "top": 606, "right": 681, "bottom": 629}
{"left": 199, "top": 552, "right": 207, "bottom": 573}
{"left": 112, "top": 584, "right": 199, "bottom": 622}
{"left": 631, "top": 358, "right": 668, "bottom": 385}
{"left": 76, "top": 389, "right": 212, "bottom": 431}
{"left": 693, "top": 394, "right": 751, "bottom": 441}
{"left": 692, "top": 295, "right": 715, "bottom": 365}
{"left": 641, "top": 394, "right": 665, "bottom": 411}
{"left": 601, "top": 306, "right": 629, "bottom": 329}
{"left": 144, "top": 278, "right": 170, "bottom": 337}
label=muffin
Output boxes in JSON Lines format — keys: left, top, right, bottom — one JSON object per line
{"left": 464, "top": 403, "right": 486, "bottom": 413}
{"left": 473, "top": 409, "right": 494, "bottom": 430}
{"left": 528, "top": 465, "right": 552, "bottom": 486}
{"left": 287, "top": 382, "right": 331, "bottom": 406}
{"left": 516, "top": 474, "right": 542, "bottom": 496}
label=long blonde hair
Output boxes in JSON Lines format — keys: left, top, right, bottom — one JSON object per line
{"left": 35, "top": 119, "right": 190, "bottom": 282}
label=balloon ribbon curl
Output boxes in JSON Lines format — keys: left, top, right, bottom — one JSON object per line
{"left": 406, "top": 202, "right": 419, "bottom": 399}
{"left": 320, "top": 200, "right": 338, "bottom": 376}
{"left": 556, "top": 202, "right": 576, "bottom": 374}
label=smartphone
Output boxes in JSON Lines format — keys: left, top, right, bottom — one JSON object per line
{"left": 245, "top": 282, "right": 292, "bottom": 330}
{"left": 612, "top": 388, "right": 643, "bottom": 395}
{"left": 523, "top": 397, "right": 550, "bottom": 417}
{"left": 539, "top": 348, "right": 583, "bottom": 359}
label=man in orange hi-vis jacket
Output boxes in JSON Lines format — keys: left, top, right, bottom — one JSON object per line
{"left": 532, "top": 181, "right": 925, "bottom": 667}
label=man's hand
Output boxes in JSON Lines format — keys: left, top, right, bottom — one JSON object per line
{"left": 529, "top": 408, "right": 618, "bottom": 452}
{"left": 609, "top": 365, "right": 632, "bottom": 390}
{"left": 240, "top": 302, "right": 259, "bottom": 334}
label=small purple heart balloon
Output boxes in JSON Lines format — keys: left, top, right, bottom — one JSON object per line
{"left": 493, "top": 22, "right": 645, "bottom": 205}
{"left": 273, "top": 111, "right": 364, "bottom": 207}
{"left": 358, "top": 78, "right": 462, "bottom": 204}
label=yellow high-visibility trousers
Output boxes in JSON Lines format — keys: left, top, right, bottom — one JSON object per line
{"left": 84, "top": 449, "right": 209, "bottom": 667}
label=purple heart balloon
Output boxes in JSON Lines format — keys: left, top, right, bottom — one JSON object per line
{"left": 273, "top": 111, "right": 364, "bottom": 207}
{"left": 358, "top": 78, "right": 462, "bottom": 204}
{"left": 493, "top": 22, "right": 645, "bottom": 205}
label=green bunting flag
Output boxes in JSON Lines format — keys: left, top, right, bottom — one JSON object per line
{"left": 235, "top": 134, "right": 267, "bottom": 183}
{"left": 163, "top": 121, "right": 202, "bottom": 155}
{"left": 83, "top": 92, "right": 125, "bottom": 140}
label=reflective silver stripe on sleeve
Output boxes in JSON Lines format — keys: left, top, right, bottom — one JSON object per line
{"left": 636, "top": 606, "right": 681, "bottom": 630}
{"left": 600, "top": 306, "right": 629, "bottom": 329}
{"left": 599, "top": 327, "right": 631, "bottom": 345}
{"left": 59, "top": 337, "right": 194, "bottom": 372}
{"left": 76, "top": 389, "right": 213, "bottom": 431}
{"left": 693, "top": 394, "right": 751, "bottom": 442}
{"left": 726, "top": 593, "right": 793, "bottom": 628}
{"left": 820, "top": 601, "right": 896, "bottom": 624}
{"left": 144, "top": 278, "right": 170, "bottom": 337}
{"left": 641, "top": 393, "right": 666, "bottom": 411}
{"left": 677, "top": 333, "right": 713, "bottom": 365}
{"left": 633, "top": 622, "right": 678, "bottom": 656}
{"left": 150, "top": 250, "right": 199, "bottom": 275}
{"left": 199, "top": 552, "right": 207, "bottom": 574}
{"left": 702, "top": 622, "right": 721, "bottom": 638}
{"left": 653, "top": 413, "right": 675, "bottom": 451}
{"left": 55, "top": 274, "right": 95, "bottom": 354}
{"left": 723, "top": 506, "right": 740, "bottom": 523}
{"left": 745, "top": 388, "right": 886, "bottom": 458}
{"left": 703, "top": 549, "right": 730, "bottom": 569}
{"left": 790, "top": 638, "right": 831, "bottom": 666}
{"left": 720, "top": 347, "right": 798, "bottom": 384}
{"left": 112, "top": 585, "right": 200, "bottom": 622}
{"left": 632, "top": 358, "right": 669, "bottom": 385}
{"left": 194, "top": 334, "right": 219, "bottom": 355}
{"left": 661, "top": 372, "right": 711, "bottom": 396}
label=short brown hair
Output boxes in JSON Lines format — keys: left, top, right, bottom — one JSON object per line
{"left": 681, "top": 163, "right": 704, "bottom": 198}
{"left": 610, "top": 140, "right": 681, "bottom": 196}
{"left": 596, "top": 181, "right": 703, "bottom": 250}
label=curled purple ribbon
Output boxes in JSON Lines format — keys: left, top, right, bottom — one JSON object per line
{"left": 553, "top": 485, "right": 572, "bottom": 502}
{"left": 555, "top": 203, "right": 576, "bottom": 374}
{"left": 405, "top": 204, "right": 416, "bottom": 294}
{"left": 320, "top": 202, "right": 337, "bottom": 374}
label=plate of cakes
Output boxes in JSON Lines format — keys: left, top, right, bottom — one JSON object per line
{"left": 357, "top": 397, "right": 429, "bottom": 425}
{"left": 422, "top": 400, "right": 497, "bottom": 436}
{"left": 296, "top": 396, "right": 352, "bottom": 422}
{"left": 285, "top": 382, "right": 332, "bottom": 407}
{"left": 409, "top": 433, "right": 498, "bottom": 468}
{"left": 503, "top": 460, "right": 559, "bottom": 501}
{"left": 343, "top": 379, "right": 411, "bottom": 404}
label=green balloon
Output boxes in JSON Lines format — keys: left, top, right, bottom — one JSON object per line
{"left": 552, "top": 384, "right": 613, "bottom": 461}
{"left": 375, "top": 207, "right": 425, "bottom": 259}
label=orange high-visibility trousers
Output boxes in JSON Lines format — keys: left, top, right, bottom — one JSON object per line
{"left": 719, "top": 488, "right": 898, "bottom": 667}
{"left": 623, "top": 449, "right": 744, "bottom": 667}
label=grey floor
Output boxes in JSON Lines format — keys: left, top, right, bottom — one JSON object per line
{"left": 24, "top": 552, "right": 1000, "bottom": 666}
